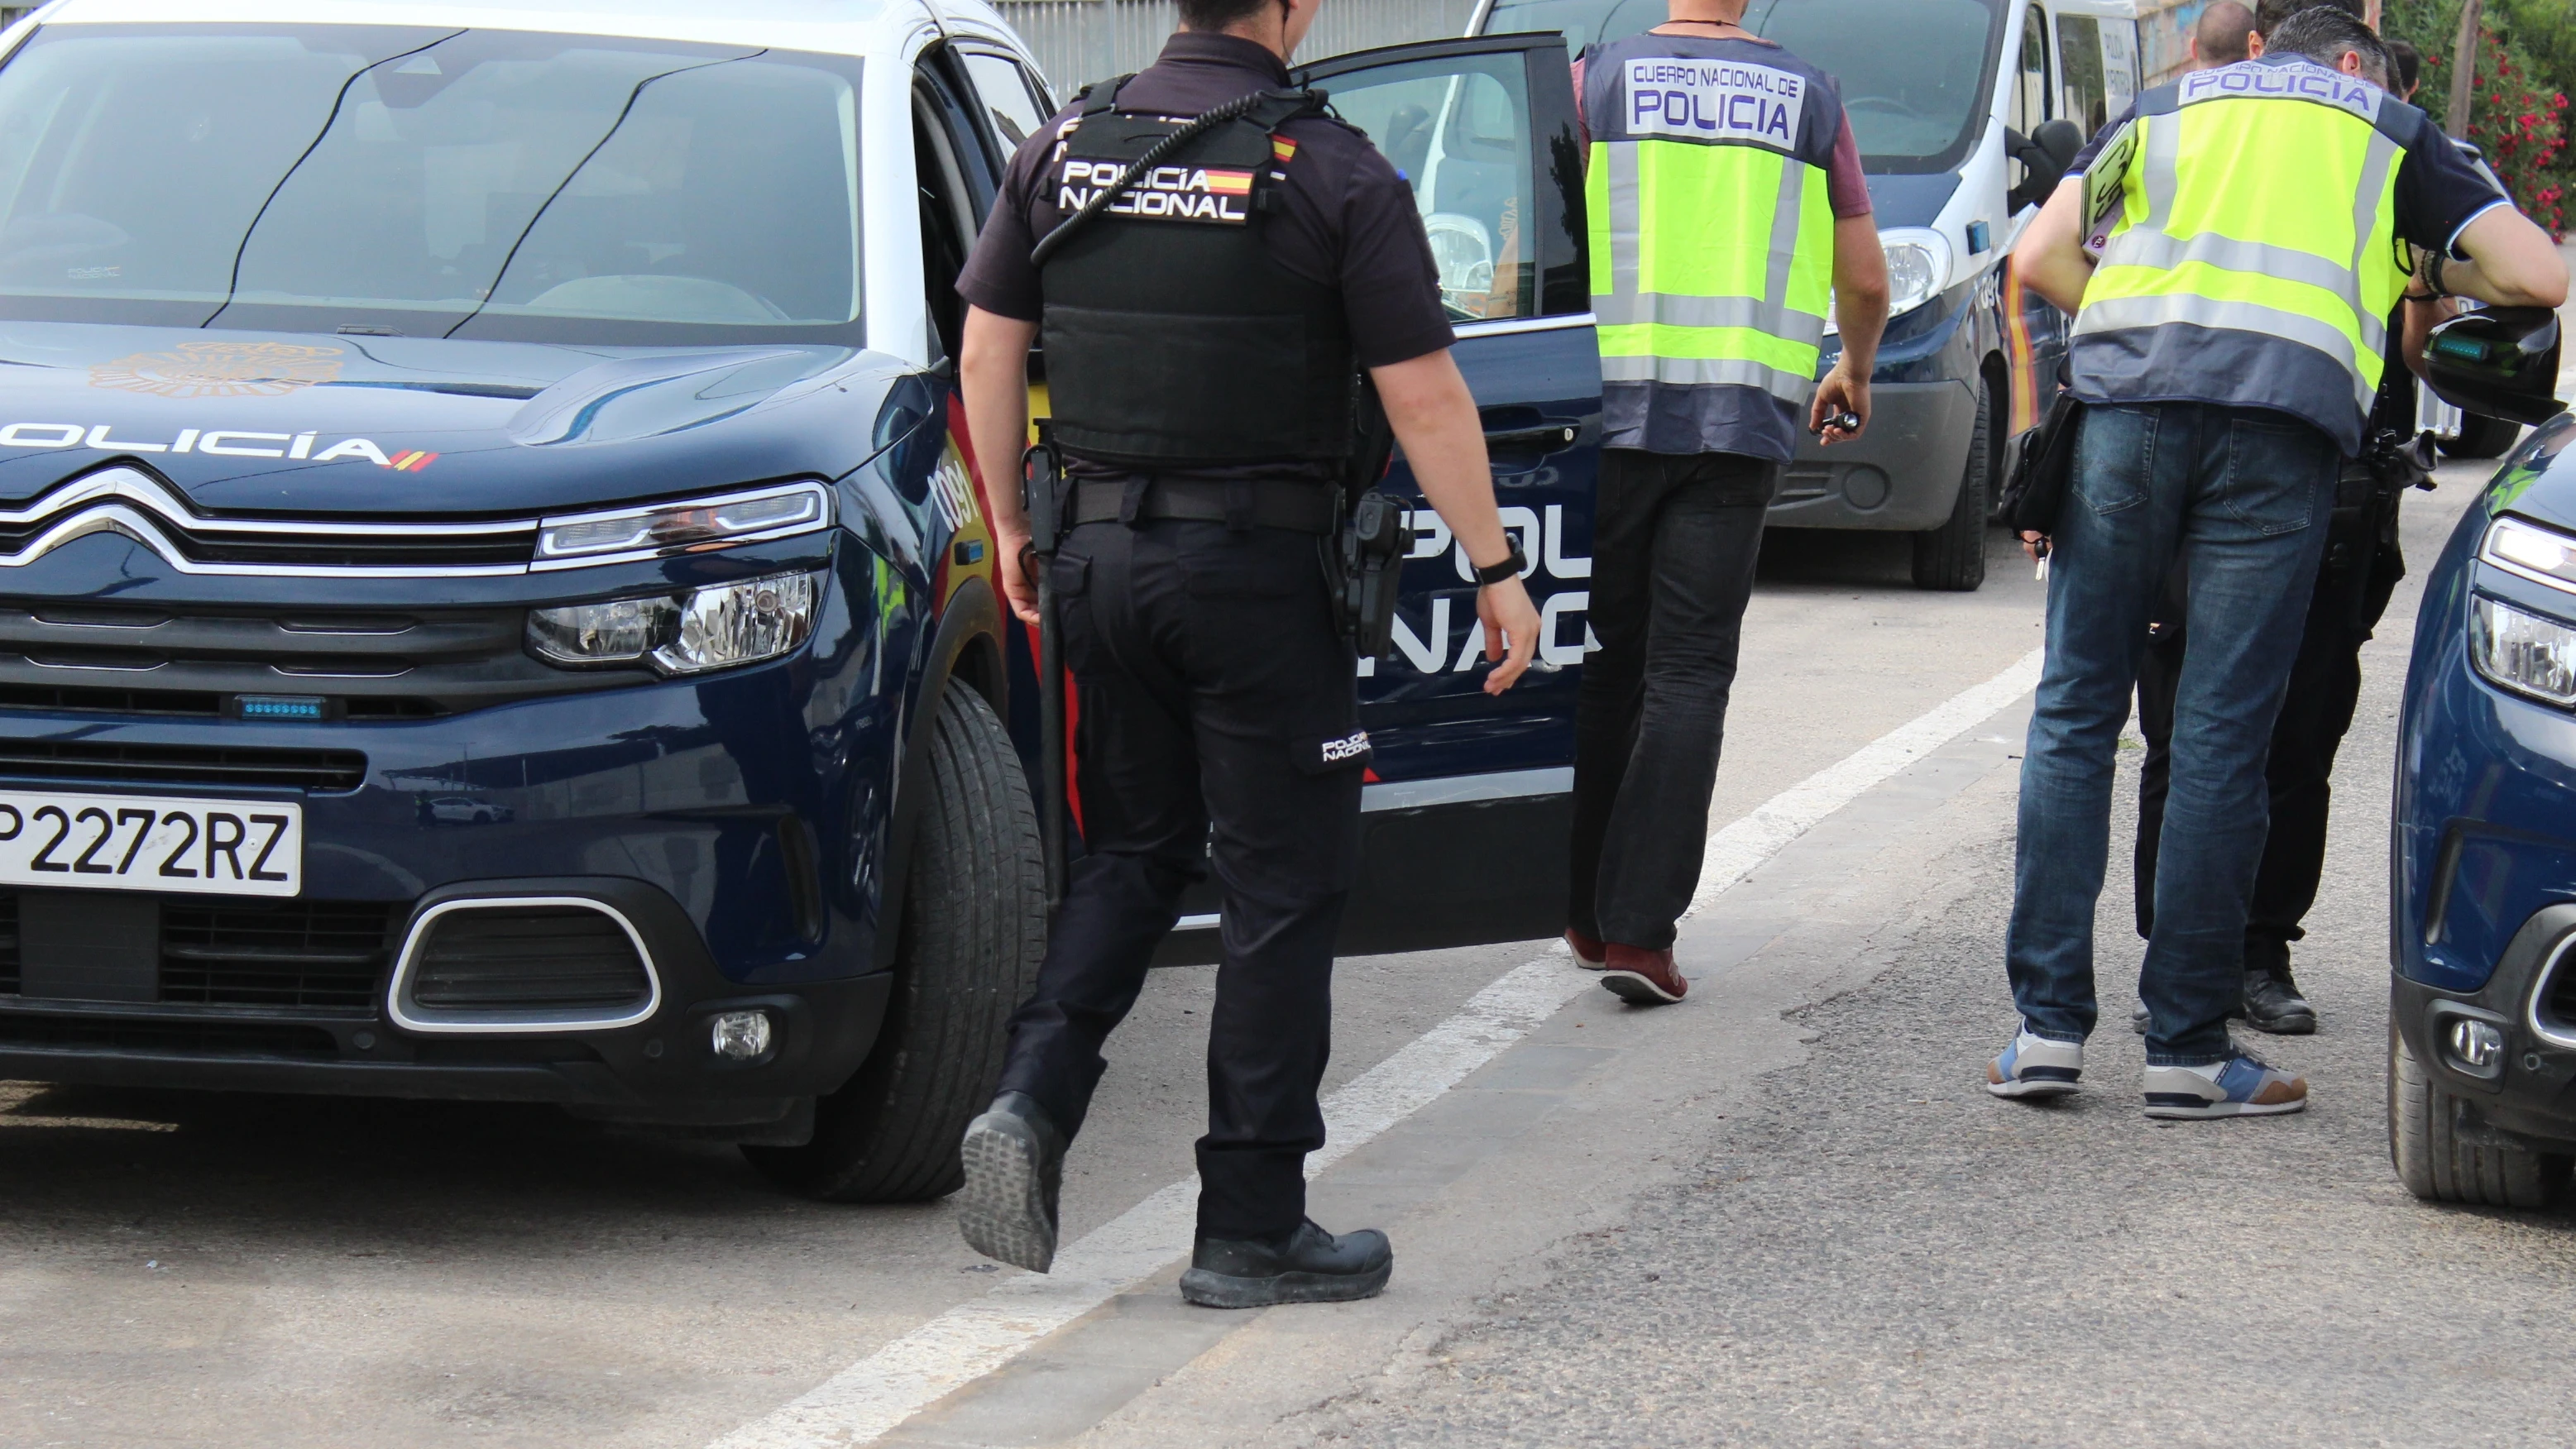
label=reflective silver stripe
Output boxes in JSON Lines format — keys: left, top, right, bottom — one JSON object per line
{"left": 1600, "top": 352, "right": 1817, "bottom": 404}
{"left": 1605, "top": 140, "right": 1640, "bottom": 302}
{"left": 2073, "top": 292, "right": 2377, "bottom": 418}
{"left": 2350, "top": 128, "right": 2401, "bottom": 291}
{"left": 1592, "top": 290, "right": 1825, "bottom": 342}
{"left": 1764, "top": 155, "right": 1804, "bottom": 308}
{"left": 2138, "top": 112, "right": 2179, "bottom": 233}
{"left": 1452, "top": 312, "right": 1597, "bottom": 339}
{"left": 2095, "top": 228, "right": 2386, "bottom": 355}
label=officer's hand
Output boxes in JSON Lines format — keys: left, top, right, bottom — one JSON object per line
{"left": 1477, "top": 574, "right": 1542, "bottom": 695}
{"left": 1811, "top": 366, "right": 1870, "bottom": 445}
{"left": 996, "top": 525, "right": 1042, "bottom": 626}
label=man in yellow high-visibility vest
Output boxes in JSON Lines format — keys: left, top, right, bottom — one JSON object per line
{"left": 1993, "top": 7, "right": 2564, "bottom": 1119}
{"left": 1563, "top": 0, "right": 1887, "bottom": 1007}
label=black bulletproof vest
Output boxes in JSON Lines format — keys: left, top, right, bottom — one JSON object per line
{"left": 1038, "top": 80, "right": 1357, "bottom": 469}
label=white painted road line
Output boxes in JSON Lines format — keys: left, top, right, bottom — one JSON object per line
{"left": 1685, "top": 647, "right": 2045, "bottom": 918}
{"left": 707, "top": 647, "right": 2050, "bottom": 1449}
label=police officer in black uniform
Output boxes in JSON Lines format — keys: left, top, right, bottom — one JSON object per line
{"left": 949, "top": 0, "right": 1543, "bottom": 1308}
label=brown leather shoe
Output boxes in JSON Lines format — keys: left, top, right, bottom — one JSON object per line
{"left": 1600, "top": 943, "right": 1687, "bottom": 1004}
{"left": 1566, "top": 927, "right": 1607, "bottom": 969}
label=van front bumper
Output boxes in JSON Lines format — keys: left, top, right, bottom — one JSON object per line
{"left": 1764, "top": 378, "right": 1979, "bottom": 532}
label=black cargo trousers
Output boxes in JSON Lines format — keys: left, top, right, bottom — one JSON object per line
{"left": 994, "top": 501, "right": 1367, "bottom": 1242}
{"left": 2132, "top": 482, "right": 2404, "bottom": 958}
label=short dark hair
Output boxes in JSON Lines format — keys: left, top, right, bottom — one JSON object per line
{"left": 2387, "top": 37, "right": 2423, "bottom": 96}
{"left": 1176, "top": 0, "right": 1269, "bottom": 31}
{"left": 2194, "top": 0, "right": 2257, "bottom": 65}
{"left": 2267, "top": 5, "right": 2392, "bottom": 86}
{"left": 2253, "top": 0, "right": 2363, "bottom": 40}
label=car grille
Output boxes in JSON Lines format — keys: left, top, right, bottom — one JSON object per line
{"left": 409, "top": 905, "right": 651, "bottom": 1010}
{"left": 0, "top": 603, "right": 652, "bottom": 720}
{"left": 0, "top": 470, "right": 537, "bottom": 572}
{"left": 0, "top": 892, "right": 400, "bottom": 1011}
{"left": 159, "top": 900, "right": 402, "bottom": 1011}
{"left": 0, "top": 739, "right": 367, "bottom": 791}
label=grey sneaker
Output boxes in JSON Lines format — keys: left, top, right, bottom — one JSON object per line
{"left": 1986, "top": 1025, "right": 2083, "bottom": 1098}
{"left": 2142, "top": 1052, "right": 2309, "bottom": 1119}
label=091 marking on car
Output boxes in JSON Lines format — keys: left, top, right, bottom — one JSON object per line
{"left": 0, "top": 789, "right": 300, "bottom": 897}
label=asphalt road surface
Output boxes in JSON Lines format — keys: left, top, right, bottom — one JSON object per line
{"left": 7, "top": 445, "right": 2570, "bottom": 1449}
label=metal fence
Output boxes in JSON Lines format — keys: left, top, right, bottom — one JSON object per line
{"left": 995, "top": 0, "right": 1475, "bottom": 99}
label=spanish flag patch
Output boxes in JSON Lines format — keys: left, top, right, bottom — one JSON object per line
{"left": 1271, "top": 136, "right": 1298, "bottom": 164}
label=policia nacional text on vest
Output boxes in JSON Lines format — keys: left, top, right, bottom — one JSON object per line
{"left": 1582, "top": 34, "right": 1843, "bottom": 461}
{"left": 2074, "top": 56, "right": 2416, "bottom": 458}
{"left": 1023, "top": 79, "right": 1411, "bottom": 660}
{"left": 1036, "top": 79, "right": 1356, "bottom": 468}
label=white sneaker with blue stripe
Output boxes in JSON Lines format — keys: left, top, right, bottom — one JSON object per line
{"left": 1985, "top": 1025, "right": 2083, "bottom": 1098}
{"left": 2142, "top": 1052, "right": 2308, "bottom": 1118}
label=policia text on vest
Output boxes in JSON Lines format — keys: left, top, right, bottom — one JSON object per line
{"left": 946, "top": 11, "right": 1544, "bottom": 1307}
{"left": 1992, "top": 32, "right": 2563, "bottom": 1107}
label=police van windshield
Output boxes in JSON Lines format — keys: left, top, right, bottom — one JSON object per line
{"left": 0, "top": 25, "right": 865, "bottom": 342}
{"left": 1484, "top": 0, "right": 2005, "bottom": 174}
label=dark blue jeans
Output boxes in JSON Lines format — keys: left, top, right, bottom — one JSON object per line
{"left": 2007, "top": 402, "right": 2337, "bottom": 1064}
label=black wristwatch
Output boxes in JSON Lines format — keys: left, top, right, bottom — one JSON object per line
{"left": 2425, "top": 251, "right": 2450, "bottom": 298}
{"left": 1472, "top": 544, "right": 1526, "bottom": 586}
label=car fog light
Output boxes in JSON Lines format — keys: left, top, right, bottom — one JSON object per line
{"left": 2470, "top": 595, "right": 2576, "bottom": 706}
{"left": 2448, "top": 1017, "right": 2506, "bottom": 1070}
{"left": 655, "top": 571, "right": 821, "bottom": 675}
{"left": 527, "top": 595, "right": 674, "bottom": 663}
{"left": 710, "top": 1010, "right": 773, "bottom": 1060}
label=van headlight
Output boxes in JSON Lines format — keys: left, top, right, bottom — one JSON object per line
{"left": 2470, "top": 594, "right": 2576, "bottom": 707}
{"left": 1826, "top": 228, "right": 1951, "bottom": 335}
{"left": 529, "top": 571, "right": 823, "bottom": 676}
{"left": 534, "top": 482, "right": 830, "bottom": 567}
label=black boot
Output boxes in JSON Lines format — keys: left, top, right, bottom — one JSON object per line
{"left": 2242, "top": 967, "right": 2318, "bottom": 1035}
{"left": 957, "top": 1092, "right": 1066, "bottom": 1273}
{"left": 1179, "top": 1219, "right": 1393, "bottom": 1309}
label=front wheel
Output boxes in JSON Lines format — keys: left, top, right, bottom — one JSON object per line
{"left": 2387, "top": 1016, "right": 2569, "bottom": 1208}
{"left": 744, "top": 684, "right": 1046, "bottom": 1203}
{"left": 1910, "top": 379, "right": 1992, "bottom": 591}
{"left": 2440, "top": 414, "right": 2521, "bottom": 461}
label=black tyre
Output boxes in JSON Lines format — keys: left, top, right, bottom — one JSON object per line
{"left": 1911, "top": 379, "right": 1993, "bottom": 591}
{"left": 2387, "top": 1017, "right": 2570, "bottom": 1208}
{"left": 745, "top": 684, "right": 1046, "bottom": 1203}
{"left": 2440, "top": 413, "right": 2521, "bottom": 460}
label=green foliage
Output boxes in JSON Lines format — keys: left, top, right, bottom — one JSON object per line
{"left": 2382, "top": 0, "right": 2572, "bottom": 236}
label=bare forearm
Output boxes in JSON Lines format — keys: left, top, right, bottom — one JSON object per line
{"left": 1371, "top": 350, "right": 1514, "bottom": 569}
{"left": 1828, "top": 213, "right": 1889, "bottom": 378}
{"left": 960, "top": 306, "right": 1040, "bottom": 535}
{"left": 2012, "top": 179, "right": 2095, "bottom": 316}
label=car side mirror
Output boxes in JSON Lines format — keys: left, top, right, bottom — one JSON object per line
{"left": 2425, "top": 307, "right": 2568, "bottom": 427}
{"left": 2033, "top": 119, "right": 2085, "bottom": 178}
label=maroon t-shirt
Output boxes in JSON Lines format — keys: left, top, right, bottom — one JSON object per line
{"left": 958, "top": 31, "right": 1455, "bottom": 371}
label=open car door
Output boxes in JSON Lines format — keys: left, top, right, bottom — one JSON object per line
{"left": 1266, "top": 31, "right": 1598, "bottom": 956}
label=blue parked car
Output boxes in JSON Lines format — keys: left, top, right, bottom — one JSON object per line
{"left": 2392, "top": 413, "right": 2576, "bottom": 1208}
{"left": 0, "top": 0, "right": 1602, "bottom": 1195}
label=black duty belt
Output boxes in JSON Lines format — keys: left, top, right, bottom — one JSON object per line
{"left": 1071, "top": 478, "right": 1339, "bottom": 534}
